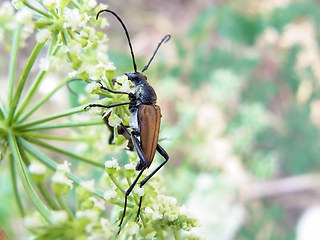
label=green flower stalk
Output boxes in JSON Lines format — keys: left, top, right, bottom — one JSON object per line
{"left": 0, "top": 0, "right": 200, "bottom": 239}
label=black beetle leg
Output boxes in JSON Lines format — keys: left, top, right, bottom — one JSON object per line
{"left": 118, "top": 169, "right": 144, "bottom": 234}
{"left": 84, "top": 102, "right": 130, "bottom": 111}
{"left": 136, "top": 144, "right": 169, "bottom": 220}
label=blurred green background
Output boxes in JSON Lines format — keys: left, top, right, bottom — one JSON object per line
{"left": 103, "top": 0, "right": 320, "bottom": 239}
{"left": 2, "top": 0, "right": 320, "bottom": 239}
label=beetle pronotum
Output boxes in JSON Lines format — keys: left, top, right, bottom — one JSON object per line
{"left": 85, "top": 9, "right": 170, "bottom": 232}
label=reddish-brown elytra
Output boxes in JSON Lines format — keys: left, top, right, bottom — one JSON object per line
{"left": 84, "top": 9, "right": 170, "bottom": 233}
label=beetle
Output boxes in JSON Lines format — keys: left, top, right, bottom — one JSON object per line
{"left": 84, "top": 9, "right": 170, "bottom": 232}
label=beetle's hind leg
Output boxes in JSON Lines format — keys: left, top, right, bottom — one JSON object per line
{"left": 136, "top": 144, "right": 169, "bottom": 221}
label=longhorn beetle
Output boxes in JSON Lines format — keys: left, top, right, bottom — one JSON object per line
{"left": 85, "top": 9, "right": 170, "bottom": 232}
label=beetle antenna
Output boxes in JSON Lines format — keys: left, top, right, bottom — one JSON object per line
{"left": 96, "top": 9, "right": 138, "bottom": 73}
{"left": 141, "top": 34, "right": 171, "bottom": 73}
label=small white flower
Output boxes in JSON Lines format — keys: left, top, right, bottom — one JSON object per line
{"left": 52, "top": 172, "right": 73, "bottom": 188}
{"left": 88, "top": 197, "right": 105, "bottom": 210}
{"left": 134, "top": 186, "right": 145, "bottom": 197}
{"left": 57, "top": 160, "right": 71, "bottom": 172}
{"left": 63, "top": 8, "right": 81, "bottom": 30}
{"left": 68, "top": 42, "right": 82, "bottom": 55}
{"left": 105, "top": 157, "right": 119, "bottom": 169}
{"left": 124, "top": 162, "right": 135, "bottom": 170}
{"left": 145, "top": 207, "right": 154, "bottom": 214}
{"left": 103, "top": 189, "right": 117, "bottom": 201}
{"left": 87, "top": 0, "right": 97, "bottom": 8}
{"left": 119, "top": 79, "right": 131, "bottom": 92}
{"left": 127, "top": 222, "right": 139, "bottom": 235}
{"left": 80, "top": 179, "right": 95, "bottom": 192}
{"left": 36, "top": 29, "right": 51, "bottom": 43}
{"left": 51, "top": 210, "right": 68, "bottom": 224}
{"left": 28, "top": 162, "right": 46, "bottom": 175}
{"left": 39, "top": 58, "right": 50, "bottom": 71}
{"left": 152, "top": 211, "right": 163, "bottom": 220}
{"left": 86, "top": 82, "right": 100, "bottom": 94}
{"left": 76, "top": 210, "right": 99, "bottom": 221}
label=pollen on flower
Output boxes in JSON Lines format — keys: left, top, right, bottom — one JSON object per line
{"left": 103, "top": 189, "right": 117, "bottom": 201}
{"left": 51, "top": 210, "right": 68, "bottom": 224}
{"left": 28, "top": 162, "right": 46, "bottom": 175}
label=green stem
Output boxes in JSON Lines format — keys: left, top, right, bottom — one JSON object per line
{"left": 7, "top": 133, "right": 51, "bottom": 222}
{"left": 17, "top": 138, "right": 108, "bottom": 200}
{"left": 9, "top": 154, "right": 25, "bottom": 217}
{"left": 14, "top": 71, "right": 47, "bottom": 121}
{"left": 8, "top": 25, "right": 21, "bottom": 111}
{"left": 7, "top": 42, "right": 45, "bottom": 125}
{"left": 27, "top": 138, "right": 105, "bottom": 168}
{"left": 24, "top": 1, "right": 52, "bottom": 18}
{"left": 109, "top": 174, "right": 125, "bottom": 193}
{"left": 23, "top": 132, "right": 88, "bottom": 142}
{"left": 56, "top": 194, "right": 73, "bottom": 218}
{"left": 19, "top": 119, "right": 103, "bottom": 132}
{"left": 156, "top": 229, "right": 166, "bottom": 240}
{"left": 0, "top": 101, "right": 5, "bottom": 119}
{"left": 17, "top": 78, "right": 69, "bottom": 123}
{"left": 16, "top": 104, "right": 85, "bottom": 129}
{"left": 173, "top": 229, "right": 181, "bottom": 240}
{"left": 37, "top": 182, "right": 59, "bottom": 210}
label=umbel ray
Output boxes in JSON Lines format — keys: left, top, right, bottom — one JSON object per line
{"left": 84, "top": 9, "right": 171, "bottom": 232}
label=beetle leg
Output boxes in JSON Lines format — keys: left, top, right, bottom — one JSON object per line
{"left": 136, "top": 144, "right": 169, "bottom": 220}
{"left": 118, "top": 169, "right": 144, "bottom": 234}
{"left": 131, "top": 134, "right": 147, "bottom": 169}
{"left": 84, "top": 102, "right": 130, "bottom": 111}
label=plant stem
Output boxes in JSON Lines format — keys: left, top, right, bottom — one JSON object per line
{"left": 17, "top": 78, "right": 69, "bottom": 123}
{"left": 56, "top": 194, "right": 73, "bottom": 218}
{"left": 9, "top": 154, "right": 25, "bottom": 217}
{"left": 14, "top": 71, "right": 47, "bottom": 121}
{"left": 28, "top": 138, "right": 105, "bottom": 168}
{"left": 24, "top": 132, "right": 88, "bottom": 142}
{"left": 37, "top": 182, "right": 59, "bottom": 210}
{"left": 109, "top": 174, "right": 125, "bottom": 193}
{"left": 8, "top": 133, "right": 51, "bottom": 222}
{"left": 19, "top": 119, "right": 104, "bottom": 132}
{"left": 156, "top": 228, "right": 166, "bottom": 240}
{"left": 17, "top": 138, "right": 114, "bottom": 201}
{"left": 8, "top": 25, "right": 21, "bottom": 111}
{"left": 16, "top": 104, "right": 85, "bottom": 129}
{"left": 7, "top": 42, "right": 45, "bottom": 125}
{"left": 173, "top": 229, "right": 181, "bottom": 240}
{"left": 24, "top": 1, "right": 52, "bottom": 18}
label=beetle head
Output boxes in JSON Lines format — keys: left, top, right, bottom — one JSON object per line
{"left": 125, "top": 72, "right": 147, "bottom": 85}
